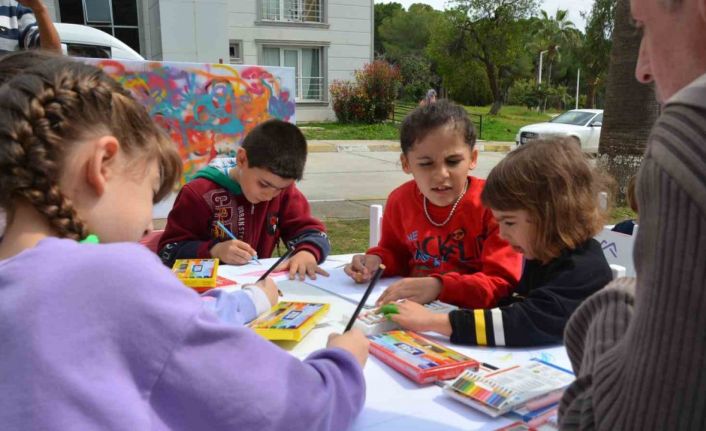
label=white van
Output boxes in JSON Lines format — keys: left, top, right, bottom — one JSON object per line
{"left": 54, "top": 23, "right": 144, "bottom": 61}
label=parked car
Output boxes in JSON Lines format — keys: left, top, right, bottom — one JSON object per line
{"left": 54, "top": 23, "right": 144, "bottom": 61}
{"left": 515, "top": 109, "right": 603, "bottom": 153}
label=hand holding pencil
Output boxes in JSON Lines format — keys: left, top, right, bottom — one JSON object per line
{"left": 210, "top": 221, "right": 260, "bottom": 265}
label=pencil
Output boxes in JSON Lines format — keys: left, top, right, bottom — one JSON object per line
{"left": 344, "top": 264, "right": 385, "bottom": 332}
{"left": 215, "top": 221, "right": 261, "bottom": 264}
{"left": 257, "top": 247, "right": 294, "bottom": 296}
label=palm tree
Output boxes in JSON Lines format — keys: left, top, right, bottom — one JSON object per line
{"left": 598, "top": 0, "right": 660, "bottom": 202}
{"left": 537, "top": 9, "right": 578, "bottom": 86}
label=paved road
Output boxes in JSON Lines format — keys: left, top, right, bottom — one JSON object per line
{"left": 154, "top": 150, "right": 508, "bottom": 221}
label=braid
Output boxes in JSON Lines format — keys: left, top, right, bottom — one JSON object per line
{"left": 0, "top": 52, "right": 182, "bottom": 242}
{"left": 0, "top": 61, "right": 119, "bottom": 240}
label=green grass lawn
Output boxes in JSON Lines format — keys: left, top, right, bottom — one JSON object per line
{"left": 323, "top": 206, "right": 636, "bottom": 255}
{"left": 300, "top": 103, "right": 558, "bottom": 142}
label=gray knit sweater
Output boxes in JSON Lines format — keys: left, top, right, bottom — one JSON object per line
{"left": 559, "top": 74, "right": 706, "bottom": 430}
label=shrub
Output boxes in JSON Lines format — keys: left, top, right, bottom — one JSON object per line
{"left": 329, "top": 60, "right": 401, "bottom": 123}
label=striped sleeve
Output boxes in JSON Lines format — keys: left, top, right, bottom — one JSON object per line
{"left": 448, "top": 308, "right": 507, "bottom": 347}
{"left": 16, "top": 5, "right": 39, "bottom": 49}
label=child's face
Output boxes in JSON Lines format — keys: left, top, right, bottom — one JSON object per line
{"left": 235, "top": 148, "right": 294, "bottom": 204}
{"left": 492, "top": 209, "right": 535, "bottom": 259}
{"left": 401, "top": 125, "right": 477, "bottom": 207}
{"left": 94, "top": 159, "right": 160, "bottom": 243}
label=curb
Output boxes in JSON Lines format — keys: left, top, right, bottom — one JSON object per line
{"left": 307, "top": 140, "right": 514, "bottom": 153}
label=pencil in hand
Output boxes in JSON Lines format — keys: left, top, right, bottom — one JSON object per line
{"left": 344, "top": 264, "right": 386, "bottom": 332}
{"left": 215, "top": 221, "right": 261, "bottom": 264}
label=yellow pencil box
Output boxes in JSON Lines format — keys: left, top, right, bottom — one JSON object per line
{"left": 249, "top": 302, "right": 330, "bottom": 341}
{"left": 172, "top": 258, "right": 219, "bottom": 292}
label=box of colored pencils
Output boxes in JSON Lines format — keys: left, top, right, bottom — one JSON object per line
{"left": 172, "top": 258, "right": 219, "bottom": 292}
{"left": 443, "top": 359, "right": 574, "bottom": 417}
{"left": 368, "top": 330, "right": 479, "bottom": 384}
{"left": 249, "top": 302, "right": 330, "bottom": 341}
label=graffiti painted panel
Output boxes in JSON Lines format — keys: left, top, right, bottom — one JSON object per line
{"left": 85, "top": 59, "right": 296, "bottom": 182}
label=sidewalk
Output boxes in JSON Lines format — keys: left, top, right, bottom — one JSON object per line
{"left": 307, "top": 139, "right": 514, "bottom": 153}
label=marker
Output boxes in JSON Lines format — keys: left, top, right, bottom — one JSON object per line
{"left": 257, "top": 247, "right": 295, "bottom": 296}
{"left": 215, "top": 221, "right": 261, "bottom": 264}
{"left": 345, "top": 264, "right": 385, "bottom": 332}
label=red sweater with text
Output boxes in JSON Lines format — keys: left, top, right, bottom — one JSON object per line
{"left": 158, "top": 173, "right": 329, "bottom": 268}
{"left": 367, "top": 177, "right": 522, "bottom": 309}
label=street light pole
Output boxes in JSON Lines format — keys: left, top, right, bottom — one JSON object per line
{"left": 538, "top": 50, "right": 549, "bottom": 85}
{"left": 575, "top": 68, "right": 581, "bottom": 109}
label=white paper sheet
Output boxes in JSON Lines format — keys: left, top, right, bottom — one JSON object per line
{"left": 304, "top": 267, "right": 401, "bottom": 308}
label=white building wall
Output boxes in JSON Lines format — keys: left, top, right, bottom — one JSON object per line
{"left": 228, "top": 0, "right": 373, "bottom": 122}
{"left": 154, "top": 0, "right": 229, "bottom": 63}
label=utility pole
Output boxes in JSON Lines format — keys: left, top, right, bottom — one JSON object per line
{"left": 575, "top": 68, "right": 581, "bottom": 109}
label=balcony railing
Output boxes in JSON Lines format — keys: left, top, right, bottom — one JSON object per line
{"left": 296, "top": 76, "right": 324, "bottom": 101}
{"left": 261, "top": 0, "right": 323, "bottom": 24}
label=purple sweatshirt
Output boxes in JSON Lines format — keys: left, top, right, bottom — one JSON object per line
{"left": 0, "top": 238, "right": 365, "bottom": 430}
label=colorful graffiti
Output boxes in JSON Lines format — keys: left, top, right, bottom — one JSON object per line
{"left": 87, "top": 59, "right": 296, "bottom": 182}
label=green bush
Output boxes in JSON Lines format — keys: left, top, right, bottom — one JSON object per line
{"left": 330, "top": 60, "right": 401, "bottom": 123}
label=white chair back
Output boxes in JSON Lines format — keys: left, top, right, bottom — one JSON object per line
{"left": 594, "top": 225, "right": 638, "bottom": 278}
{"left": 369, "top": 204, "right": 383, "bottom": 248}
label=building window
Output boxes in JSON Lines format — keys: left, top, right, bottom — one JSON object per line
{"left": 261, "top": 0, "right": 323, "bottom": 24}
{"left": 261, "top": 46, "right": 324, "bottom": 102}
{"left": 59, "top": 0, "right": 141, "bottom": 54}
{"left": 229, "top": 40, "right": 243, "bottom": 63}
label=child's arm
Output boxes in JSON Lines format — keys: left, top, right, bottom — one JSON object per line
{"left": 158, "top": 184, "right": 219, "bottom": 267}
{"left": 201, "top": 278, "right": 278, "bottom": 325}
{"left": 276, "top": 186, "right": 330, "bottom": 262}
{"left": 433, "top": 212, "right": 522, "bottom": 309}
{"left": 364, "top": 192, "right": 411, "bottom": 277}
{"left": 447, "top": 256, "right": 612, "bottom": 347}
{"left": 152, "top": 310, "right": 368, "bottom": 430}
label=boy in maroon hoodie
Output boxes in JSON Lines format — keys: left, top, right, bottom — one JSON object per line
{"left": 159, "top": 120, "right": 330, "bottom": 280}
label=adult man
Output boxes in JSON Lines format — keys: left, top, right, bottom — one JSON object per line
{"left": 559, "top": 0, "right": 706, "bottom": 429}
{"left": 1, "top": 0, "right": 59, "bottom": 54}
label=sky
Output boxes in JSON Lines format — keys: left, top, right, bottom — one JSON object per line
{"left": 374, "top": 0, "right": 594, "bottom": 31}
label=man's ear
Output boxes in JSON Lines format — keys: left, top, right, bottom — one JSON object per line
{"left": 400, "top": 153, "right": 412, "bottom": 174}
{"left": 236, "top": 147, "right": 248, "bottom": 167}
{"left": 85, "top": 136, "right": 120, "bottom": 197}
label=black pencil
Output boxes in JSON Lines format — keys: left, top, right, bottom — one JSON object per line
{"left": 344, "top": 264, "right": 386, "bottom": 332}
{"left": 257, "top": 248, "right": 294, "bottom": 297}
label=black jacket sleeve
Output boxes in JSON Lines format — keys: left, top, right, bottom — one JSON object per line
{"left": 448, "top": 239, "right": 613, "bottom": 347}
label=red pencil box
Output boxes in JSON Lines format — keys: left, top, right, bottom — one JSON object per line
{"left": 368, "top": 330, "right": 479, "bottom": 384}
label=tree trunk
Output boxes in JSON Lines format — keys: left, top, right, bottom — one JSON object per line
{"left": 598, "top": 0, "right": 660, "bottom": 204}
{"left": 586, "top": 80, "right": 597, "bottom": 108}
{"left": 484, "top": 61, "right": 503, "bottom": 115}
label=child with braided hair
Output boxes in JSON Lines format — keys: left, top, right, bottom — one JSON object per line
{"left": 0, "top": 51, "right": 369, "bottom": 430}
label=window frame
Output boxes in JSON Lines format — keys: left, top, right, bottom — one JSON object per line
{"left": 258, "top": 43, "right": 327, "bottom": 103}
{"left": 256, "top": 0, "right": 328, "bottom": 28}
{"left": 229, "top": 40, "right": 244, "bottom": 64}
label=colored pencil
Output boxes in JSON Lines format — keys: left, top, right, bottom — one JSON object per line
{"left": 344, "top": 264, "right": 385, "bottom": 332}
{"left": 215, "top": 221, "right": 261, "bottom": 264}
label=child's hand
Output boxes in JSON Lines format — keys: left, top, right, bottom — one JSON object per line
{"left": 275, "top": 250, "right": 329, "bottom": 281}
{"left": 327, "top": 329, "right": 370, "bottom": 367}
{"left": 384, "top": 300, "right": 452, "bottom": 335}
{"left": 376, "top": 277, "right": 442, "bottom": 306}
{"left": 344, "top": 254, "right": 382, "bottom": 284}
{"left": 254, "top": 277, "right": 279, "bottom": 307}
{"left": 210, "top": 240, "right": 257, "bottom": 265}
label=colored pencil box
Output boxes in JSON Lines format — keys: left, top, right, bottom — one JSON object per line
{"left": 368, "top": 330, "right": 479, "bottom": 384}
{"left": 249, "top": 302, "right": 330, "bottom": 341}
{"left": 172, "top": 258, "right": 219, "bottom": 292}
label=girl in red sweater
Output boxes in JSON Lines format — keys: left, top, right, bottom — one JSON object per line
{"left": 344, "top": 100, "right": 522, "bottom": 309}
